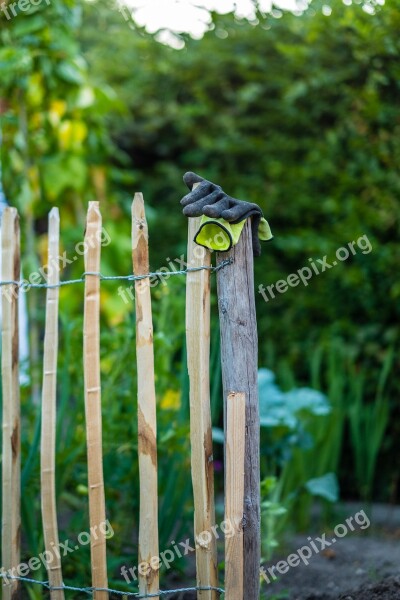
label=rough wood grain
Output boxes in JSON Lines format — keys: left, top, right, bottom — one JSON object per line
{"left": 1, "top": 208, "right": 21, "bottom": 600}
{"left": 216, "top": 220, "right": 260, "bottom": 600}
{"left": 1, "top": 207, "right": 21, "bottom": 600}
{"left": 132, "top": 193, "right": 159, "bottom": 599}
{"left": 186, "top": 215, "right": 218, "bottom": 600}
{"left": 40, "top": 208, "right": 64, "bottom": 600}
{"left": 225, "top": 392, "right": 246, "bottom": 600}
{"left": 83, "top": 202, "right": 108, "bottom": 600}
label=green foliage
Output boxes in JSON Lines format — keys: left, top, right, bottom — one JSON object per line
{"left": 261, "top": 476, "right": 287, "bottom": 561}
{"left": 257, "top": 367, "right": 339, "bottom": 541}
{"left": 0, "top": 0, "right": 113, "bottom": 212}
{"left": 0, "top": 0, "right": 123, "bottom": 321}
{"left": 78, "top": 2, "right": 400, "bottom": 455}
{"left": 261, "top": 337, "right": 394, "bottom": 541}
{"left": 344, "top": 345, "right": 393, "bottom": 500}
{"left": 307, "top": 338, "right": 394, "bottom": 502}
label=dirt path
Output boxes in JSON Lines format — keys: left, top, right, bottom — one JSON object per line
{"left": 262, "top": 534, "right": 400, "bottom": 599}
{"left": 260, "top": 501, "right": 400, "bottom": 599}
{"left": 167, "top": 503, "right": 400, "bottom": 599}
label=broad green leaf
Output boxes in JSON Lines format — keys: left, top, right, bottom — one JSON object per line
{"left": 56, "top": 60, "right": 85, "bottom": 84}
{"left": 10, "top": 14, "right": 46, "bottom": 37}
{"left": 305, "top": 473, "right": 339, "bottom": 503}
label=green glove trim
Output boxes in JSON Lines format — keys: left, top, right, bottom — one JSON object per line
{"left": 194, "top": 216, "right": 246, "bottom": 252}
{"left": 259, "top": 217, "right": 273, "bottom": 242}
{"left": 194, "top": 215, "right": 273, "bottom": 252}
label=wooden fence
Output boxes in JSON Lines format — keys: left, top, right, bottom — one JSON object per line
{"left": 0, "top": 195, "right": 260, "bottom": 600}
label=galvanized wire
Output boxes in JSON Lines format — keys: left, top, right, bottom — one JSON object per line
{"left": 0, "top": 574, "right": 224, "bottom": 598}
{"left": 0, "top": 259, "right": 232, "bottom": 290}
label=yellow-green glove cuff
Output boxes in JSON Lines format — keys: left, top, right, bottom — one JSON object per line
{"left": 259, "top": 217, "right": 273, "bottom": 241}
{"left": 194, "top": 216, "right": 245, "bottom": 251}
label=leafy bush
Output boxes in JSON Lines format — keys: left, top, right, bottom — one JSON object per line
{"left": 258, "top": 368, "right": 338, "bottom": 552}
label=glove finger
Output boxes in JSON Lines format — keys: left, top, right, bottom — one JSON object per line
{"left": 221, "top": 203, "right": 262, "bottom": 222}
{"left": 183, "top": 171, "right": 205, "bottom": 190}
{"left": 180, "top": 180, "right": 213, "bottom": 207}
{"left": 182, "top": 195, "right": 215, "bottom": 217}
{"left": 252, "top": 233, "right": 262, "bottom": 257}
{"left": 251, "top": 214, "right": 262, "bottom": 257}
{"left": 221, "top": 205, "right": 249, "bottom": 222}
{"left": 203, "top": 194, "right": 231, "bottom": 218}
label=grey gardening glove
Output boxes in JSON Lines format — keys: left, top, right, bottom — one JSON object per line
{"left": 181, "top": 172, "right": 268, "bottom": 256}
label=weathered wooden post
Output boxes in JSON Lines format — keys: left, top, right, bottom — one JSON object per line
{"left": 216, "top": 220, "right": 260, "bottom": 600}
{"left": 1, "top": 207, "right": 21, "bottom": 600}
{"left": 40, "top": 208, "right": 64, "bottom": 600}
{"left": 186, "top": 213, "right": 218, "bottom": 600}
{"left": 132, "top": 193, "right": 159, "bottom": 599}
{"left": 224, "top": 392, "right": 246, "bottom": 600}
{"left": 83, "top": 202, "right": 109, "bottom": 600}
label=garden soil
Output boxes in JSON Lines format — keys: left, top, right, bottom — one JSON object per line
{"left": 167, "top": 503, "right": 400, "bottom": 599}
{"left": 262, "top": 502, "right": 400, "bottom": 600}
{"left": 262, "top": 533, "right": 400, "bottom": 599}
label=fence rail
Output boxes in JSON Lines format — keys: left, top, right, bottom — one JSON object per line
{"left": 0, "top": 195, "right": 259, "bottom": 600}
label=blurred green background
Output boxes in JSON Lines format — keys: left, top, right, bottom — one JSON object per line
{"left": 0, "top": 0, "right": 399, "bottom": 594}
